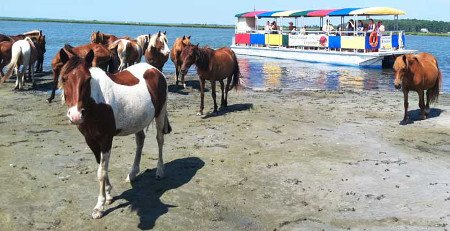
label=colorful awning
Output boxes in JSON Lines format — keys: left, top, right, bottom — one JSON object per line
{"left": 235, "top": 7, "right": 405, "bottom": 18}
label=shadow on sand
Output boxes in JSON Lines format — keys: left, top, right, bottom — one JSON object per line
{"left": 403, "top": 108, "right": 444, "bottom": 124}
{"left": 103, "top": 157, "right": 204, "bottom": 230}
{"left": 202, "top": 103, "right": 253, "bottom": 119}
{"left": 168, "top": 80, "right": 208, "bottom": 95}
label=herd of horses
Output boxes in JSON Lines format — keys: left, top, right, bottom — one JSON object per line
{"left": 0, "top": 28, "right": 442, "bottom": 219}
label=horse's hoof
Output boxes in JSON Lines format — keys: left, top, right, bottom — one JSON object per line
{"left": 399, "top": 120, "right": 409, "bottom": 125}
{"left": 92, "top": 209, "right": 103, "bottom": 219}
{"left": 196, "top": 112, "right": 203, "bottom": 116}
{"left": 105, "top": 198, "right": 113, "bottom": 206}
{"left": 183, "top": 84, "right": 186, "bottom": 89}
{"left": 46, "top": 98, "right": 53, "bottom": 103}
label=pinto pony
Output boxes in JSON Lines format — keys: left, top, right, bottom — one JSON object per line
{"left": 180, "top": 44, "right": 240, "bottom": 115}
{"left": 0, "top": 37, "right": 38, "bottom": 89}
{"left": 47, "top": 43, "right": 116, "bottom": 103}
{"left": 58, "top": 49, "right": 172, "bottom": 219}
{"left": 109, "top": 39, "right": 143, "bottom": 71}
{"left": 170, "top": 35, "right": 191, "bottom": 87}
{"left": 393, "top": 53, "right": 442, "bottom": 125}
{"left": 144, "top": 31, "right": 170, "bottom": 71}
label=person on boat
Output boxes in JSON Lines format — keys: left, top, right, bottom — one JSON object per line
{"left": 377, "top": 21, "right": 385, "bottom": 35}
{"left": 367, "top": 19, "right": 375, "bottom": 32}
{"left": 299, "top": 26, "right": 306, "bottom": 35}
{"left": 346, "top": 19, "right": 355, "bottom": 35}
{"left": 322, "top": 19, "right": 334, "bottom": 34}
{"left": 288, "top": 22, "right": 296, "bottom": 32}
{"left": 264, "top": 21, "right": 271, "bottom": 33}
{"left": 271, "top": 21, "right": 278, "bottom": 34}
{"left": 357, "top": 20, "right": 364, "bottom": 31}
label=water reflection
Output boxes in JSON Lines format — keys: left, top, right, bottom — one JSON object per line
{"left": 238, "top": 56, "right": 397, "bottom": 92}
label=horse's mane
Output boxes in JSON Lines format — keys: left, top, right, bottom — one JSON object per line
{"left": 61, "top": 55, "right": 84, "bottom": 74}
{"left": 195, "top": 46, "right": 214, "bottom": 70}
{"left": 149, "top": 33, "right": 167, "bottom": 48}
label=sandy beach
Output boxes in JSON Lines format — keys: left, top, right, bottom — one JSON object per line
{"left": 0, "top": 73, "right": 449, "bottom": 230}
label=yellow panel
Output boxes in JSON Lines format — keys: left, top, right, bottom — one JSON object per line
{"left": 265, "top": 34, "right": 283, "bottom": 46}
{"left": 349, "top": 7, "right": 405, "bottom": 15}
{"left": 341, "top": 36, "right": 365, "bottom": 49}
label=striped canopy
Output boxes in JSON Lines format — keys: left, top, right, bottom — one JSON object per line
{"left": 235, "top": 7, "right": 405, "bottom": 18}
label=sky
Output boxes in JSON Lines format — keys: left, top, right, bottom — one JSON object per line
{"left": 0, "top": 0, "right": 449, "bottom": 25}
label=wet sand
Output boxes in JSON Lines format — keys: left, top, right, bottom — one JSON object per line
{"left": 0, "top": 74, "right": 449, "bottom": 230}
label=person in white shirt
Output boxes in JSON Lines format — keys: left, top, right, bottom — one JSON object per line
{"left": 367, "top": 19, "right": 375, "bottom": 32}
{"left": 377, "top": 21, "right": 385, "bottom": 34}
{"left": 264, "top": 21, "right": 271, "bottom": 33}
{"left": 322, "top": 19, "right": 334, "bottom": 33}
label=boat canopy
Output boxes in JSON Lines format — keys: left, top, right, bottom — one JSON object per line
{"left": 235, "top": 7, "right": 406, "bottom": 18}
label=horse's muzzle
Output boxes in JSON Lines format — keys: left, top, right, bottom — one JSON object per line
{"left": 394, "top": 84, "right": 401, "bottom": 90}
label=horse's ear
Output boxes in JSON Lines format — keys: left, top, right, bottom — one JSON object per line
{"left": 402, "top": 55, "right": 408, "bottom": 68}
{"left": 158, "top": 31, "right": 161, "bottom": 36}
{"left": 196, "top": 43, "right": 199, "bottom": 47}
{"left": 182, "top": 35, "right": 185, "bottom": 39}
{"left": 164, "top": 31, "right": 167, "bottom": 35}
{"left": 85, "top": 49, "right": 95, "bottom": 66}
{"left": 59, "top": 49, "right": 70, "bottom": 65}
{"left": 187, "top": 36, "right": 191, "bottom": 39}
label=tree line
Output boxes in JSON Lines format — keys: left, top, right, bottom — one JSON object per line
{"left": 382, "top": 19, "right": 449, "bottom": 33}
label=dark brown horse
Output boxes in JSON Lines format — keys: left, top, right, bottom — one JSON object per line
{"left": 47, "top": 43, "right": 116, "bottom": 103}
{"left": 394, "top": 53, "right": 442, "bottom": 125}
{"left": 170, "top": 35, "right": 191, "bottom": 87}
{"left": 34, "top": 35, "right": 46, "bottom": 73}
{"left": 144, "top": 31, "right": 170, "bottom": 72}
{"left": 58, "top": 49, "right": 171, "bottom": 219}
{"left": 180, "top": 44, "right": 240, "bottom": 115}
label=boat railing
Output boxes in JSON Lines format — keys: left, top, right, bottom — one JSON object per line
{"left": 234, "top": 29, "right": 405, "bottom": 52}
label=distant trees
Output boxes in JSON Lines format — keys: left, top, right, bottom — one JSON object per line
{"left": 382, "top": 19, "right": 450, "bottom": 33}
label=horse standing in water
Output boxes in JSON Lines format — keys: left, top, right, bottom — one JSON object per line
{"left": 47, "top": 43, "right": 116, "bottom": 103}
{"left": 0, "top": 37, "right": 38, "bottom": 90}
{"left": 393, "top": 53, "right": 442, "bottom": 125}
{"left": 144, "top": 31, "right": 170, "bottom": 71}
{"left": 58, "top": 49, "right": 171, "bottom": 219}
{"left": 170, "top": 35, "right": 191, "bottom": 87}
{"left": 180, "top": 44, "right": 240, "bottom": 115}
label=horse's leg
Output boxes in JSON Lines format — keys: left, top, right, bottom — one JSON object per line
{"left": 31, "top": 63, "right": 35, "bottom": 88}
{"left": 175, "top": 64, "right": 179, "bottom": 86}
{"left": 126, "top": 130, "right": 145, "bottom": 182}
{"left": 19, "top": 65, "right": 26, "bottom": 90}
{"left": 400, "top": 90, "right": 409, "bottom": 125}
{"left": 210, "top": 80, "right": 218, "bottom": 114}
{"left": 198, "top": 78, "right": 206, "bottom": 116}
{"left": 14, "top": 66, "right": 20, "bottom": 90}
{"left": 425, "top": 90, "right": 431, "bottom": 116}
{"left": 224, "top": 76, "right": 232, "bottom": 107}
{"left": 47, "top": 68, "right": 60, "bottom": 103}
{"left": 418, "top": 90, "right": 426, "bottom": 120}
{"left": 92, "top": 141, "right": 112, "bottom": 219}
{"left": 155, "top": 108, "right": 167, "bottom": 179}
{"left": 219, "top": 79, "right": 225, "bottom": 109}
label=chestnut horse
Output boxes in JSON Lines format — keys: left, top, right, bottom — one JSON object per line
{"left": 144, "top": 31, "right": 170, "bottom": 71}
{"left": 180, "top": 44, "right": 240, "bottom": 115}
{"left": 47, "top": 43, "right": 116, "bottom": 103}
{"left": 0, "top": 41, "right": 13, "bottom": 77}
{"left": 58, "top": 49, "right": 171, "bottom": 219}
{"left": 0, "top": 37, "right": 38, "bottom": 89}
{"left": 393, "top": 53, "right": 442, "bottom": 125}
{"left": 170, "top": 35, "right": 191, "bottom": 87}
{"left": 109, "top": 38, "right": 143, "bottom": 71}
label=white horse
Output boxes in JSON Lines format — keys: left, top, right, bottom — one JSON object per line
{"left": 0, "top": 37, "right": 37, "bottom": 89}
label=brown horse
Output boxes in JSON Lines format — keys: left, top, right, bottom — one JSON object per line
{"left": 170, "top": 35, "right": 191, "bottom": 87}
{"left": 393, "top": 53, "right": 442, "bottom": 125}
{"left": 47, "top": 43, "right": 116, "bottom": 103}
{"left": 34, "top": 35, "right": 46, "bottom": 73}
{"left": 58, "top": 49, "right": 171, "bottom": 219}
{"left": 90, "top": 31, "right": 120, "bottom": 46}
{"left": 144, "top": 31, "right": 170, "bottom": 72}
{"left": 0, "top": 41, "right": 13, "bottom": 77}
{"left": 180, "top": 44, "right": 240, "bottom": 115}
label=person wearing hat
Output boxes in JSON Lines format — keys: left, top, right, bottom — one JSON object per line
{"left": 288, "top": 22, "right": 296, "bottom": 32}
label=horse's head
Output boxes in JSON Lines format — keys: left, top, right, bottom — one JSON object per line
{"left": 59, "top": 48, "right": 94, "bottom": 125}
{"left": 393, "top": 54, "right": 416, "bottom": 90}
{"left": 136, "top": 34, "right": 150, "bottom": 51}
{"left": 90, "top": 31, "right": 103, "bottom": 44}
{"left": 180, "top": 44, "right": 199, "bottom": 76}
{"left": 182, "top": 35, "right": 191, "bottom": 46}
{"left": 150, "top": 31, "right": 170, "bottom": 56}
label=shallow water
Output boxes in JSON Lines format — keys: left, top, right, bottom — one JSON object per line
{"left": 1, "top": 21, "right": 449, "bottom": 92}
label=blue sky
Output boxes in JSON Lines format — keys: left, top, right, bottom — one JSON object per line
{"left": 0, "top": 0, "right": 448, "bottom": 24}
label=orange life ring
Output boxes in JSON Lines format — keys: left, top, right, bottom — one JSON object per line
{"left": 369, "top": 31, "right": 379, "bottom": 48}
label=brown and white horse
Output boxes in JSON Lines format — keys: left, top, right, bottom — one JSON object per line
{"left": 109, "top": 38, "right": 143, "bottom": 71}
{"left": 0, "top": 37, "right": 38, "bottom": 89}
{"left": 47, "top": 43, "right": 116, "bottom": 103}
{"left": 394, "top": 53, "right": 442, "bottom": 125}
{"left": 0, "top": 41, "right": 13, "bottom": 77}
{"left": 170, "top": 35, "right": 191, "bottom": 87}
{"left": 144, "top": 31, "right": 170, "bottom": 71}
{"left": 58, "top": 49, "right": 172, "bottom": 219}
{"left": 180, "top": 44, "right": 240, "bottom": 115}
{"left": 90, "top": 31, "right": 120, "bottom": 46}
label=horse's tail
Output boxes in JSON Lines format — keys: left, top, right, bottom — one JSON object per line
{"left": 0, "top": 46, "right": 21, "bottom": 84}
{"left": 229, "top": 51, "right": 240, "bottom": 91}
{"left": 108, "top": 40, "right": 120, "bottom": 53}
{"left": 429, "top": 62, "right": 442, "bottom": 104}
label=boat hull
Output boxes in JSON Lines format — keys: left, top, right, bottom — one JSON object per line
{"left": 231, "top": 45, "right": 416, "bottom": 68}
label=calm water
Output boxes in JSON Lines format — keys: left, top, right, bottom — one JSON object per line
{"left": 1, "top": 21, "right": 449, "bottom": 92}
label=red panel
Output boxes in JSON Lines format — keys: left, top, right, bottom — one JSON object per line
{"left": 242, "top": 11, "right": 268, "bottom": 18}
{"left": 235, "top": 34, "right": 251, "bottom": 45}
{"left": 307, "top": 9, "right": 337, "bottom": 17}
